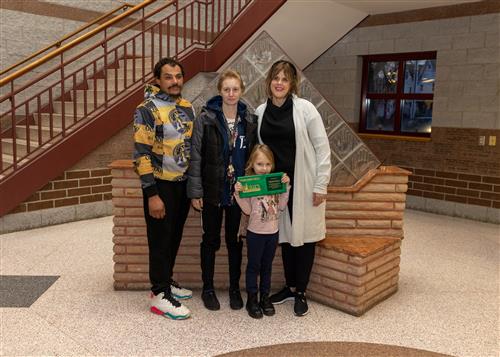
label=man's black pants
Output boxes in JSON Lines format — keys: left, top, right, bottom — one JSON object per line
{"left": 143, "top": 180, "right": 190, "bottom": 295}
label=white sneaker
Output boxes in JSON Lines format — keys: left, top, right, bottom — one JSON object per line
{"left": 150, "top": 291, "right": 191, "bottom": 320}
{"left": 170, "top": 280, "right": 192, "bottom": 300}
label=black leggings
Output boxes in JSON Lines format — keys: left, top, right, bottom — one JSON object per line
{"left": 200, "top": 203, "right": 242, "bottom": 291}
{"left": 280, "top": 241, "right": 316, "bottom": 293}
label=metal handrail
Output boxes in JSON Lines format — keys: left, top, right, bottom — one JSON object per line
{"left": 0, "top": 0, "right": 254, "bottom": 176}
{"left": 0, "top": 3, "right": 134, "bottom": 77}
{"left": 0, "top": 0, "right": 156, "bottom": 86}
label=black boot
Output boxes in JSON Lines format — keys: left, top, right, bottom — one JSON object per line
{"left": 260, "top": 293, "right": 275, "bottom": 316}
{"left": 229, "top": 288, "right": 243, "bottom": 310}
{"left": 246, "top": 292, "right": 263, "bottom": 319}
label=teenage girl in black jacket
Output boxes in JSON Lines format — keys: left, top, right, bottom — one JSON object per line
{"left": 187, "top": 69, "right": 256, "bottom": 311}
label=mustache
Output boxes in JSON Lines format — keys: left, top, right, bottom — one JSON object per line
{"left": 168, "top": 84, "right": 181, "bottom": 89}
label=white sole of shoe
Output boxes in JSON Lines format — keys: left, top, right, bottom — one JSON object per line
{"left": 271, "top": 296, "right": 295, "bottom": 305}
{"left": 294, "top": 308, "right": 309, "bottom": 317}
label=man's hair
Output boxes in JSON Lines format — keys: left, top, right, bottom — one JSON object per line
{"left": 154, "top": 57, "right": 185, "bottom": 78}
{"left": 264, "top": 60, "right": 300, "bottom": 98}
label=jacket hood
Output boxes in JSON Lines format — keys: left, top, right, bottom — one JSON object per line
{"left": 144, "top": 83, "right": 178, "bottom": 102}
{"left": 205, "top": 95, "right": 249, "bottom": 119}
{"left": 144, "top": 84, "right": 160, "bottom": 100}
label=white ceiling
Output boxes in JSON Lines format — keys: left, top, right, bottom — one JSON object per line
{"left": 334, "top": 0, "right": 479, "bottom": 15}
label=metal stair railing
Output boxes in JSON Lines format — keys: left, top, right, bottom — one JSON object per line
{"left": 0, "top": 0, "right": 252, "bottom": 177}
{"left": 0, "top": 2, "right": 135, "bottom": 78}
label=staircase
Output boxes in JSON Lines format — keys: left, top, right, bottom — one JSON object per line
{"left": 0, "top": 0, "right": 286, "bottom": 217}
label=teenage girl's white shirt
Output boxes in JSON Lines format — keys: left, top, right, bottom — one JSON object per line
{"left": 255, "top": 96, "right": 331, "bottom": 247}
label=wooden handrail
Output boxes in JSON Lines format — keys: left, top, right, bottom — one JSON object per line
{"left": 0, "top": 3, "right": 134, "bottom": 77}
{"left": 0, "top": 0, "right": 157, "bottom": 87}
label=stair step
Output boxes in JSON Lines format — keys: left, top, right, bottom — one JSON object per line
{"left": 74, "top": 89, "right": 114, "bottom": 104}
{"left": 87, "top": 77, "right": 135, "bottom": 91}
{"left": 2, "top": 138, "right": 39, "bottom": 156}
{"left": 2, "top": 153, "right": 13, "bottom": 165}
{"left": 33, "top": 113, "right": 67, "bottom": 129}
{"left": 52, "top": 101, "right": 100, "bottom": 116}
{"left": 118, "top": 57, "right": 152, "bottom": 70}
{"left": 16, "top": 125, "right": 62, "bottom": 141}
{"left": 1, "top": 152, "right": 30, "bottom": 169}
{"left": 106, "top": 68, "right": 146, "bottom": 81}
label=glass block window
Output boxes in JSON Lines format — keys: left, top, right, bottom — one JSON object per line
{"left": 359, "top": 52, "right": 436, "bottom": 137}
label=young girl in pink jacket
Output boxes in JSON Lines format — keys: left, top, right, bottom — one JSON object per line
{"left": 234, "top": 144, "right": 290, "bottom": 319}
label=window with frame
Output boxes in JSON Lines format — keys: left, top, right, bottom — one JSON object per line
{"left": 359, "top": 51, "right": 436, "bottom": 137}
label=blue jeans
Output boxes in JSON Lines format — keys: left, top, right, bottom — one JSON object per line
{"left": 245, "top": 230, "right": 278, "bottom": 294}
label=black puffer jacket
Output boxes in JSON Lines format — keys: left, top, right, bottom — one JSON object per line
{"left": 187, "top": 96, "right": 257, "bottom": 206}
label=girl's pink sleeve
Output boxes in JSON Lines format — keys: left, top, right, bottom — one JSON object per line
{"left": 278, "top": 185, "right": 291, "bottom": 211}
{"left": 234, "top": 193, "right": 252, "bottom": 215}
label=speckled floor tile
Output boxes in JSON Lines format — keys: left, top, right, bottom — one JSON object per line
{"left": 1, "top": 309, "right": 90, "bottom": 356}
{"left": 0, "top": 210, "right": 498, "bottom": 357}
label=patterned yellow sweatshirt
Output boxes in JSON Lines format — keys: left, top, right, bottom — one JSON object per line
{"left": 133, "top": 84, "right": 194, "bottom": 197}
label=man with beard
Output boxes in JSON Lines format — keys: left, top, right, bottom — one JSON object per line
{"left": 133, "top": 58, "right": 194, "bottom": 319}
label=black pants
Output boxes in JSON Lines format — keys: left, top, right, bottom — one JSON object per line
{"left": 143, "top": 180, "right": 190, "bottom": 295}
{"left": 245, "top": 230, "right": 278, "bottom": 294}
{"left": 280, "top": 242, "right": 316, "bottom": 293}
{"left": 200, "top": 203, "right": 242, "bottom": 291}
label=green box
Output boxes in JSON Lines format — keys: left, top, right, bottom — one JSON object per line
{"left": 237, "top": 172, "right": 286, "bottom": 198}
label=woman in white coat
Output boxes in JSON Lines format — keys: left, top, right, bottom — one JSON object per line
{"left": 255, "top": 60, "right": 331, "bottom": 316}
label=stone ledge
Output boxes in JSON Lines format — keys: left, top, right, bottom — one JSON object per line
{"left": 0, "top": 201, "right": 112, "bottom": 234}
{"left": 319, "top": 236, "right": 399, "bottom": 258}
{"left": 328, "top": 166, "right": 411, "bottom": 193}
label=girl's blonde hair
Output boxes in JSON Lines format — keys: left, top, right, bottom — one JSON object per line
{"left": 245, "top": 144, "right": 275, "bottom": 175}
{"left": 217, "top": 69, "right": 245, "bottom": 94}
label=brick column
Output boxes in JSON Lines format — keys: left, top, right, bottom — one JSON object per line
{"left": 326, "top": 166, "right": 410, "bottom": 238}
{"left": 307, "top": 166, "right": 410, "bottom": 315}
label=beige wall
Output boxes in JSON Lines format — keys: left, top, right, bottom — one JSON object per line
{"left": 305, "top": 13, "right": 500, "bottom": 128}
{"left": 222, "top": 0, "right": 367, "bottom": 69}
{"left": 303, "top": 11, "right": 499, "bottom": 222}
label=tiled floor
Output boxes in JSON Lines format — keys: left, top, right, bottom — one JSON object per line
{"left": 0, "top": 209, "right": 498, "bottom": 357}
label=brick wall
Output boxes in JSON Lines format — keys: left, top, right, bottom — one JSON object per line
{"left": 8, "top": 168, "right": 112, "bottom": 214}
{"left": 359, "top": 127, "right": 500, "bottom": 211}
{"left": 406, "top": 167, "right": 500, "bottom": 209}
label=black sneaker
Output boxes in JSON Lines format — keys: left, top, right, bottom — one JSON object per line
{"left": 229, "top": 289, "right": 243, "bottom": 310}
{"left": 201, "top": 290, "right": 220, "bottom": 311}
{"left": 294, "top": 291, "right": 308, "bottom": 316}
{"left": 260, "top": 293, "right": 275, "bottom": 316}
{"left": 269, "top": 286, "right": 295, "bottom": 305}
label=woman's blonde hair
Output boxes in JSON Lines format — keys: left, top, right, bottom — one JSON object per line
{"left": 245, "top": 144, "right": 275, "bottom": 175}
{"left": 217, "top": 69, "right": 245, "bottom": 94}
{"left": 265, "top": 60, "right": 300, "bottom": 98}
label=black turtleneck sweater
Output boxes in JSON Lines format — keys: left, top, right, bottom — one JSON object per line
{"left": 260, "top": 96, "right": 296, "bottom": 179}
